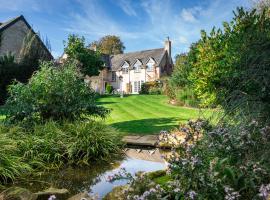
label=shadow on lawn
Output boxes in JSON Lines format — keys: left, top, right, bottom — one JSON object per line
{"left": 110, "top": 117, "right": 189, "bottom": 135}
{"left": 97, "top": 101, "right": 117, "bottom": 105}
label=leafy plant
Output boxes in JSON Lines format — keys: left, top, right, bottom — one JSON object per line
{"left": 4, "top": 61, "right": 109, "bottom": 123}
{"left": 106, "top": 83, "right": 114, "bottom": 94}
{"left": 90, "top": 35, "right": 125, "bottom": 55}
{"left": 64, "top": 34, "right": 104, "bottom": 76}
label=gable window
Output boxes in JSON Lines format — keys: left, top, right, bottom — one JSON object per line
{"left": 122, "top": 61, "right": 129, "bottom": 74}
{"left": 134, "top": 59, "right": 142, "bottom": 73}
{"left": 112, "top": 71, "right": 116, "bottom": 82}
{"left": 146, "top": 58, "right": 155, "bottom": 72}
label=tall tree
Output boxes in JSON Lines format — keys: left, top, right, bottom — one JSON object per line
{"left": 91, "top": 35, "right": 125, "bottom": 55}
{"left": 64, "top": 35, "right": 104, "bottom": 76}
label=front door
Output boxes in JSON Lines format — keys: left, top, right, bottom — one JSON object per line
{"left": 133, "top": 81, "right": 142, "bottom": 94}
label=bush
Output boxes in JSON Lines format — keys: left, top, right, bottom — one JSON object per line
{"left": 148, "top": 87, "right": 162, "bottom": 95}
{"left": 106, "top": 83, "right": 114, "bottom": 94}
{"left": 174, "top": 87, "right": 200, "bottom": 107}
{"left": 0, "top": 120, "right": 122, "bottom": 185}
{"left": 0, "top": 129, "right": 32, "bottom": 184}
{"left": 140, "top": 81, "right": 162, "bottom": 95}
{"left": 4, "top": 61, "right": 109, "bottom": 123}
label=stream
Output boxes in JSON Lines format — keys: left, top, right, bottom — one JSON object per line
{"left": 11, "top": 148, "right": 168, "bottom": 199}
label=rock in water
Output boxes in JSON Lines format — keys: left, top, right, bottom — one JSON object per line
{"left": 35, "top": 188, "right": 69, "bottom": 200}
{"left": 2, "top": 187, "right": 38, "bottom": 200}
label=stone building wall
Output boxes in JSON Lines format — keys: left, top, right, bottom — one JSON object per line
{"left": 0, "top": 19, "right": 29, "bottom": 60}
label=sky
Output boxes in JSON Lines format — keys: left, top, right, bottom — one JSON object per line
{"left": 0, "top": 0, "right": 251, "bottom": 59}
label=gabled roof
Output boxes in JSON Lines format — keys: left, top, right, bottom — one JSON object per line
{"left": 110, "top": 48, "right": 165, "bottom": 71}
{"left": 0, "top": 15, "right": 24, "bottom": 33}
{"left": 0, "top": 15, "right": 53, "bottom": 59}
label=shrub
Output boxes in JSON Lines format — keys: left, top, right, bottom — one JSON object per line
{"left": 148, "top": 87, "right": 161, "bottom": 95}
{"left": 4, "top": 61, "right": 109, "bottom": 123}
{"left": 174, "top": 87, "right": 199, "bottom": 107}
{"left": 106, "top": 83, "right": 114, "bottom": 94}
{"left": 189, "top": 8, "right": 270, "bottom": 121}
{"left": 0, "top": 120, "right": 122, "bottom": 184}
{"left": 140, "top": 81, "right": 162, "bottom": 95}
{"left": 0, "top": 125, "right": 32, "bottom": 185}
{"left": 12, "top": 120, "right": 122, "bottom": 166}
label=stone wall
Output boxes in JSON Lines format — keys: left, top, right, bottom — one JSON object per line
{"left": 0, "top": 19, "right": 29, "bottom": 60}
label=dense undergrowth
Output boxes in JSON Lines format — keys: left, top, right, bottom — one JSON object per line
{"left": 0, "top": 57, "right": 122, "bottom": 188}
{"left": 0, "top": 120, "right": 122, "bottom": 187}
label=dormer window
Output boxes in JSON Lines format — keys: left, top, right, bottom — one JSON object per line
{"left": 134, "top": 59, "right": 142, "bottom": 73}
{"left": 146, "top": 57, "right": 155, "bottom": 72}
{"left": 121, "top": 61, "right": 129, "bottom": 74}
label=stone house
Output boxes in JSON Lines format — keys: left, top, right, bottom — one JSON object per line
{"left": 88, "top": 38, "right": 173, "bottom": 94}
{"left": 0, "top": 15, "right": 53, "bottom": 61}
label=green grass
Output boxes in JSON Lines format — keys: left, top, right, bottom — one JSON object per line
{"left": 0, "top": 106, "right": 5, "bottom": 121}
{"left": 97, "top": 95, "right": 213, "bottom": 135}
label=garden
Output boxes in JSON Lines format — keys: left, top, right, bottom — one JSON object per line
{"left": 0, "top": 3, "right": 270, "bottom": 200}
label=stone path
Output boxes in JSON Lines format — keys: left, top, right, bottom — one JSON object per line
{"left": 122, "top": 135, "right": 159, "bottom": 147}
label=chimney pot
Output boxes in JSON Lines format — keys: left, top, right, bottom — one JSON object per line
{"left": 164, "top": 37, "right": 171, "bottom": 58}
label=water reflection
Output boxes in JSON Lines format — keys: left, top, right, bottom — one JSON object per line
{"left": 12, "top": 148, "right": 167, "bottom": 199}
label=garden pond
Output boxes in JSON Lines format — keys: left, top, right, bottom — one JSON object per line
{"left": 8, "top": 148, "right": 169, "bottom": 199}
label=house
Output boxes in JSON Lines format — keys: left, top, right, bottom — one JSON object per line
{"left": 87, "top": 38, "right": 173, "bottom": 94}
{"left": 0, "top": 15, "right": 53, "bottom": 61}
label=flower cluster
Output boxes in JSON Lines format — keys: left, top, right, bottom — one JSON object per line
{"left": 224, "top": 186, "right": 240, "bottom": 200}
{"left": 106, "top": 168, "right": 133, "bottom": 183}
{"left": 258, "top": 184, "right": 270, "bottom": 200}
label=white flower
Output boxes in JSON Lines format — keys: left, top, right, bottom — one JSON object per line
{"left": 259, "top": 184, "right": 270, "bottom": 199}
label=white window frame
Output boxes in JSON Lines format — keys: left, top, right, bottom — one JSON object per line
{"left": 146, "top": 58, "right": 155, "bottom": 72}
{"left": 134, "top": 59, "right": 142, "bottom": 73}
{"left": 121, "top": 61, "right": 129, "bottom": 74}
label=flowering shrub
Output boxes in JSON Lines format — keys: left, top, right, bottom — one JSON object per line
{"left": 165, "top": 120, "right": 270, "bottom": 199}
{"left": 125, "top": 119, "right": 270, "bottom": 200}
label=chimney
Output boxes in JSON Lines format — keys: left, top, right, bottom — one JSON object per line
{"left": 164, "top": 37, "right": 171, "bottom": 58}
{"left": 89, "top": 44, "right": 97, "bottom": 51}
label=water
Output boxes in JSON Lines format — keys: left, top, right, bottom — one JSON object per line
{"left": 12, "top": 148, "right": 168, "bottom": 199}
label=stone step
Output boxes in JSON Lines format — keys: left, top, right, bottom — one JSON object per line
{"left": 122, "top": 135, "right": 158, "bottom": 147}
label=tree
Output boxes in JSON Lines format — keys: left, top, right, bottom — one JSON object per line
{"left": 189, "top": 7, "right": 270, "bottom": 122}
{"left": 64, "top": 35, "right": 104, "bottom": 76}
{"left": 91, "top": 35, "right": 125, "bottom": 55}
{"left": 4, "top": 61, "right": 109, "bottom": 123}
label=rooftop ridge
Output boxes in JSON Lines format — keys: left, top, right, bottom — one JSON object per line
{"left": 111, "top": 47, "right": 164, "bottom": 57}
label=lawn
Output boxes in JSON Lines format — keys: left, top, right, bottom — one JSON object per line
{"left": 97, "top": 95, "right": 213, "bottom": 135}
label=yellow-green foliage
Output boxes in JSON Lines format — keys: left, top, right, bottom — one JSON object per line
{"left": 0, "top": 120, "right": 122, "bottom": 186}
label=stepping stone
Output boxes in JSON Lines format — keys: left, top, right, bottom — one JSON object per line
{"left": 122, "top": 135, "right": 158, "bottom": 147}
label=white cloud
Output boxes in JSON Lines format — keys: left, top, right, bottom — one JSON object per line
{"left": 179, "top": 36, "right": 188, "bottom": 44}
{"left": 62, "top": 0, "right": 250, "bottom": 56}
{"left": 64, "top": 0, "right": 141, "bottom": 42}
{"left": 116, "top": 0, "right": 137, "bottom": 17}
{"left": 181, "top": 8, "right": 197, "bottom": 22}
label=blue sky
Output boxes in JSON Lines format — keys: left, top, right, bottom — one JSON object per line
{"left": 0, "top": 0, "right": 251, "bottom": 59}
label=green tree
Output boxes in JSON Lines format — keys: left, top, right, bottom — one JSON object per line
{"left": 91, "top": 35, "right": 125, "bottom": 55}
{"left": 64, "top": 35, "right": 104, "bottom": 76}
{"left": 4, "top": 61, "right": 109, "bottom": 123}
{"left": 189, "top": 7, "right": 270, "bottom": 121}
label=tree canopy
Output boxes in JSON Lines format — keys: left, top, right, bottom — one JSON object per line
{"left": 64, "top": 35, "right": 104, "bottom": 76}
{"left": 90, "top": 35, "right": 125, "bottom": 55}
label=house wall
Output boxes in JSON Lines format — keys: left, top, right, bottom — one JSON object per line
{"left": 87, "top": 68, "right": 109, "bottom": 94}
{"left": 87, "top": 50, "right": 172, "bottom": 94}
{"left": 0, "top": 19, "right": 29, "bottom": 60}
